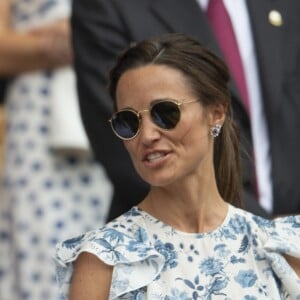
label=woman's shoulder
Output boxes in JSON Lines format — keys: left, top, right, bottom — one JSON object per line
{"left": 232, "top": 209, "right": 300, "bottom": 260}
{"left": 231, "top": 205, "right": 300, "bottom": 230}
{"left": 55, "top": 207, "right": 165, "bottom": 299}
{"left": 55, "top": 207, "right": 153, "bottom": 266}
{"left": 229, "top": 205, "right": 300, "bottom": 237}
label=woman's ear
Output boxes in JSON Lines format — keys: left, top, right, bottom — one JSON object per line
{"left": 208, "top": 102, "right": 228, "bottom": 126}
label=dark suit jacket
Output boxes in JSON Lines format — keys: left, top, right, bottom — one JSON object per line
{"left": 0, "top": 78, "right": 8, "bottom": 103}
{"left": 71, "top": 0, "right": 300, "bottom": 219}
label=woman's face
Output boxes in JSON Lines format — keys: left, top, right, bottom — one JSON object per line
{"left": 115, "top": 64, "right": 222, "bottom": 187}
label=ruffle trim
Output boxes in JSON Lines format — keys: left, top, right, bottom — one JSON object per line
{"left": 55, "top": 224, "right": 165, "bottom": 299}
{"left": 263, "top": 216, "right": 300, "bottom": 297}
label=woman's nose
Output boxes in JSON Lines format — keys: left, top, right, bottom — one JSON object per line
{"left": 139, "top": 115, "right": 161, "bottom": 145}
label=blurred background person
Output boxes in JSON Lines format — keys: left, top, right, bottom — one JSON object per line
{"left": 0, "top": 76, "right": 8, "bottom": 202}
{"left": 0, "top": 98, "right": 5, "bottom": 199}
{"left": 0, "top": 0, "right": 112, "bottom": 299}
{"left": 71, "top": 0, "right": 300, "bottom": 221}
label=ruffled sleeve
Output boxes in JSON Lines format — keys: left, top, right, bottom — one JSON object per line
{"left": 54, "top": 215, "right": 165, "bottom": 299}
{"left": 262, "top": 215, "right": 300, "bottom": 297}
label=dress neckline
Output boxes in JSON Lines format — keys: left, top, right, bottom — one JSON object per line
{"left": 133, "top": 204, "right": 233, "bottom": 237}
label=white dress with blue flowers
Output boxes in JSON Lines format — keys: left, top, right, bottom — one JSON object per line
{"left": 55, "top": 205, "right": 300, "bottom": 299}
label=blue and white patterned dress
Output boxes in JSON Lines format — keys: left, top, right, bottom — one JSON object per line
{"left": 0, "top": 1, "right": 112, "bottom": 299}
{"left": 55, "top": 205, "right": 300, "bottom": 299}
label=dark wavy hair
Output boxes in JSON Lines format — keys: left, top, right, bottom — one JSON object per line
{"left": 108, "top": 33, "right": 242, "bottom": 207}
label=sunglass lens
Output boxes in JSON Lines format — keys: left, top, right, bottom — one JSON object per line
{"left": 111, "top": 111, "right": 139, "bottom": 139}
{"left": 151, "top": 101, "right": 180, "bottom": 129}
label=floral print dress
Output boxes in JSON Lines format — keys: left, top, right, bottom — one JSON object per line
{"left": 55, "top": 205, "right": 300, "bottom": 300}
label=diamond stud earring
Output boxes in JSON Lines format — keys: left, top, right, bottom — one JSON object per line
{"left": 210, "top": 124, "right": 222, "bottom": 138}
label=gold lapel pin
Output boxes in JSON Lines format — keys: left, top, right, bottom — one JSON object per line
{"left": 268, "top": 10, "right": 283, "bottom": 27}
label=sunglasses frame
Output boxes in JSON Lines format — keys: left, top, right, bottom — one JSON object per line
{"left": 109, "top": 98, "right": 199, "bottom": 140}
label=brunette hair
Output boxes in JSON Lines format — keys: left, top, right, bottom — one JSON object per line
{"left": 108, "top": 33, "right": 242, "bottom": 207}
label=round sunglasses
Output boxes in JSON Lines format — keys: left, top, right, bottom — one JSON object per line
{"left": 109, "top": 99, "right": 199, "bottom": 140}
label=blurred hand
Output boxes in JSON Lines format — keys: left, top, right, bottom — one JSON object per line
{"left": 29, "top": 19, "right": 73, "bottom": 67}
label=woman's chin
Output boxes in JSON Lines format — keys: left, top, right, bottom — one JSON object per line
{"left": 141, "top": 174, "right": 175, "bottom": 188}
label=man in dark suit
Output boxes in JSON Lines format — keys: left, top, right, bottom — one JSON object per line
{"left": 71, "top": 0, "right": 300, "bottom": 220}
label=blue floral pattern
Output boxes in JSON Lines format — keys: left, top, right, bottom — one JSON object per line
{"left": 55, "top": 205, "right": 300, "bottom": 299}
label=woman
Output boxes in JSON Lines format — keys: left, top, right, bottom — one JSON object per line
{"left": 55, "top": 33, "right": 300, "bottom": 299}
{"left": 0, "top": 0, "right": 112, "bottom": 299}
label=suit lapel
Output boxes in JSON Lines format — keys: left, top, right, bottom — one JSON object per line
{"left": 246, "top": 0, "right": 284, "bottom": 114}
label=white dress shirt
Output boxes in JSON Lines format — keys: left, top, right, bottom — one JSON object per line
{"left": 198, "top": 0, "right": 273, "bottom": 212}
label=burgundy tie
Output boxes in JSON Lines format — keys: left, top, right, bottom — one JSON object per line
{"left": 207, "top": 0, "right": 250, "bottom": 113}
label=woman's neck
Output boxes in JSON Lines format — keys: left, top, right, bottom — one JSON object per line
{"left": 138, "top": 180, "right": 228, "bottom": 234}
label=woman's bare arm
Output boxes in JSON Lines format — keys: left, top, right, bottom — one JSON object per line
{"left": 284, "top": 254, "right": 300, "bottom": 277}
{"left": 0, "top": 0, "right": 72, "bottom": 75}
{"left": 69, "top": 252, "right": 113, "bottom": 300}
